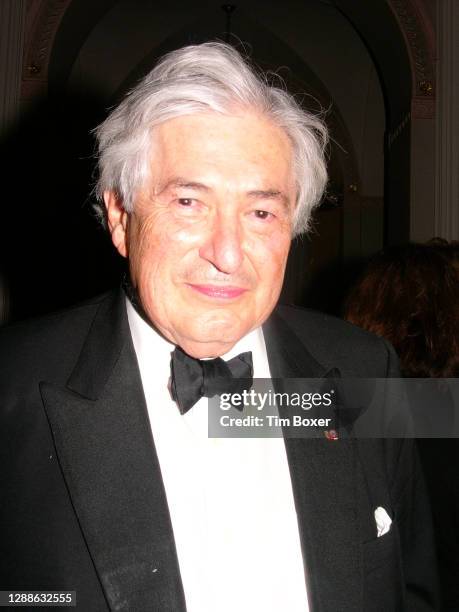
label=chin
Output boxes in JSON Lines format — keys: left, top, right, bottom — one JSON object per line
{"left": 179, "top": 339, "right": 236, "bottom": 359}
{"left": 199, "top": 320, "right": 247, "bottom": 342}
{"left": 180, "top": 325, "right": 246, "bottom": 358}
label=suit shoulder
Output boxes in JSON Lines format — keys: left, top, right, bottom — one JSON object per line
{"left": 275, "top": 304, "right": 398, "bottom": 377}
{"left": 276, "top": 303, "right": 379, "bottom": 343}
{"left": 0, "top": 292, "right": 111, "bottom": 388}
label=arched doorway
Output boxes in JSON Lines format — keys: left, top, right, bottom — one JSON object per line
{"left": 12, "top": 0, "right": 432, "bottom": 319}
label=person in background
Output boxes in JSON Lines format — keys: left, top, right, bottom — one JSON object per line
{"left": 344, "top": 241, "right": 459, "bottom": 611}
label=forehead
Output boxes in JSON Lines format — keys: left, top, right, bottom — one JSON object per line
{"left": 149, "top": 112, "right": 295, "bottom": 190}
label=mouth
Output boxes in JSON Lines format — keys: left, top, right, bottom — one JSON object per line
{"left": 186, "top": 283, "right": 248, "bottom": 300}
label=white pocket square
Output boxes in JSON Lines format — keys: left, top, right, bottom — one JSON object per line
{"left": 374, "top": 506, "right": 392, "bottom": 537}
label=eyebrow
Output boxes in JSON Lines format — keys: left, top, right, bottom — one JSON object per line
{"left": 157, "top": 177, "right": 290, "bottom": 209}
{"left": 246, "top": 189, "right": 290, "bottom": 210}
{"left": 156, "top": 177, "right": 211, "bottom": 195}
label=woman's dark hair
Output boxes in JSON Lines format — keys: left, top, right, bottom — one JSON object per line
{"left": 344, "top": 242, "right": 459, "bottom": 378}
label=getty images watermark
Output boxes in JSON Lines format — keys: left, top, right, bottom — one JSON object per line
{"left": 208, "top": 378, "right": 459, "bottom": 438}
{"left": 219, "top": 387, "right": 334, "bottom": 430}
{"left": 208, "top": 379, "right": 339, "bottom": 439}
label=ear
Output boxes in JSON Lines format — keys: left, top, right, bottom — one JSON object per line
{"left": 104, "top": 191, "right": 129, "bottom": 258}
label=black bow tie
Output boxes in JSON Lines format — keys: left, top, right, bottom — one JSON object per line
{"left": 170, "top": 346, "right": 253, "bottom": 414}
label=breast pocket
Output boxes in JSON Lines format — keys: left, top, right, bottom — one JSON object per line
{"left": 362, "top": 523, "right": 404, "bottom": 611}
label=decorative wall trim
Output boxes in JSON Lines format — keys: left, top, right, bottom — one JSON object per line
{"left": 0, "top": 0, "right": 26, "bottom": 134}
{"left": 21, "top": 0, "right": 71, "bottom": 100}
{"left": 411, "top": 96, "right": 435, "bottom": 119}
{"left": 388, "top": 0, "right": 436, "bottom": 118}
{"left": 435, "top": 0, "right": 459, "bottom": 240}
{"left": 387, "top": 111, "right": 411, "bottom": 148}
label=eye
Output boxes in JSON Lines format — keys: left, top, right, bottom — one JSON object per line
{"left": 172, "top": 197, "right": 205, "bottom": 219}
{"left": 253, "top": 209, "right": 273, "bottom": 220}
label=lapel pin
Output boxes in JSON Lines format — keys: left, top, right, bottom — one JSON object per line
{"left": 324, "top": 429, "right": 339, "bottom": 440}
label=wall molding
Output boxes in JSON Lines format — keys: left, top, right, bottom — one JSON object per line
{"left": 21, "top": 0, "right": 71, "bottom": 100}
{"left": 387, "top": 111, "right": 411, "bottom": 148}
{"left": 388, "top": 0, "right": 435, "bottom": 119}
{"left": 435, "top": 0, "right": 459, "bottom": 240}
{"left": 0, "top": 0, "right": 26, "bottom": 134}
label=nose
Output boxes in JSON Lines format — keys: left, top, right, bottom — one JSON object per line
{"left": 198, "top": 212, "right": 244, "bottom": 274}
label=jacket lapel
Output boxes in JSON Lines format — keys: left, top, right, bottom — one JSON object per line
{"left": 263, "top": 311, "right": 363, "bottom": 612}
{"left": 40, "top": 292, "right": 362, "bottom": 611}
{"left": 40, "top": 290, "right": 186, "bottom": 611}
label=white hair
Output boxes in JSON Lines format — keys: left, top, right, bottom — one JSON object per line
{"left": 94, "top": 41, "right": 328, "bottom": 235}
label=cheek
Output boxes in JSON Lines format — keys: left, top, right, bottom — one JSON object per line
{"left": 248, "top": 231, "right": 291, "bottom": 286}
{"left": 128, "top": 219, "right": 168, "bottom": 288}
{"left": 138, "top": 213, "right": 205, "bottom": 255}
{"left": 129, "top": 217, "right": 203, "bottom": 295}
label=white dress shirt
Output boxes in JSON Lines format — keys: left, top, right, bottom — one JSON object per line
{"left": 126, "top": 299, "right": 310, "bottom": 612}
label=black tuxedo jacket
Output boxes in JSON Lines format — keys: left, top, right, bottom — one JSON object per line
{"left": 0, "top": 289, "right": 438, "bottom": 611}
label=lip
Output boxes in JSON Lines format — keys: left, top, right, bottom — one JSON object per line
{"left": 186, "top": 283, "right": 248, "bottom": 299}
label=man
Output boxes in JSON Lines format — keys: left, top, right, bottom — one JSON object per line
{"left": 0, "top": 43, "right": 437, "bottom": 611}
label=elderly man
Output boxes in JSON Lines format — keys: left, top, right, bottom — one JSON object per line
{"left": 0, "top": 43, "right": 437, "bottom": 611}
